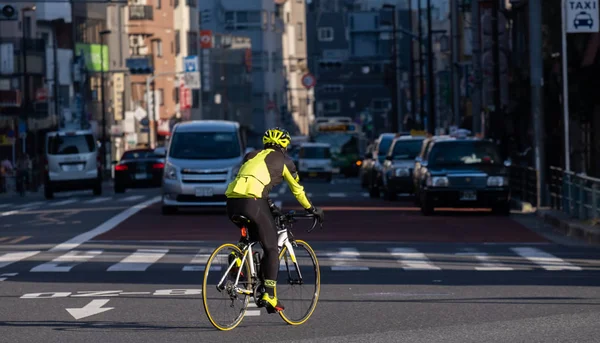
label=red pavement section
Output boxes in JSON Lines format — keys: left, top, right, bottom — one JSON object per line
{"left": 95, "top": 203, "right": 547, "bottom": 243}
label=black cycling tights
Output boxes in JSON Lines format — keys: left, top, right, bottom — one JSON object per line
{"left": 226, "top": 198, "right": 278, "bottom": 282}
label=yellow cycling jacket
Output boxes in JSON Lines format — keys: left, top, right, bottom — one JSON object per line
{"left": 225, "top": 148, "right": 312, "bottom": 209}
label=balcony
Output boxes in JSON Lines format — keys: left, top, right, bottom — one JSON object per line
{"left": 129, "top": 5, "right": 153, "bottom": 21}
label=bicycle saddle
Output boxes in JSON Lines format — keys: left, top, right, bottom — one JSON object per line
{"left": 231, "top": 214, "right": 251, "bottom": 227}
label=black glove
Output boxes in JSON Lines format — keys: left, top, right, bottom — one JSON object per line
{"left": 307, "top": 206, "right": 324, "bottom": 223}
{"left": 269, "top": 201, "right": 283, "bottom": 217}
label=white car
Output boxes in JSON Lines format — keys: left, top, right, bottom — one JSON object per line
{"left": 297, "top": 142, "right": 333, "bottom": 182}
{"left": 44, "top": 130, "right": 102, "bottom": 199}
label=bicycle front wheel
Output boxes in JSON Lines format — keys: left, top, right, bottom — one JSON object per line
{"left": 277, "top": 240, "right": 321, "bottom": 325}
{"left": 202, "top": 243, "right": 252, "bottom": 331}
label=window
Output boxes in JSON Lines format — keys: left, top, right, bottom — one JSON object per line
{"left": 168, "top": 132, "right": 241, "bottom": 159}
{"left": 390, "top": 139, "right": 423, "bottom": 160}
{"left": 47, "top": 134, "right": 96, "bottom": 155}
{"left": 188, "top": 32, "right": 198, "bottom": 55}
{"left": 322, "top": 100, "right": 340, "bottom": 113}
{"left": 251, "top": 52, "right": 263, "bottom": 70}
{"left": 296, "top": 22, "right": 303, "bottom": 41}
{"left": 156, "top": 0, "right": 161, "bottom": 9}
{"left": 318, "top": 27, "right": 334, "bottom": 42}
{"left": 428, "top": 141, "right": 502, "bottom": 166}
{"left": 158, "top": 89, "right": 164, "bottom": 105}
{"left": 175, "top": 30, "right": 180, "bottom": 55}
{"left": 262, "top": 11, "right": 268, "bottom": 30}
{"left": 122, "top": 149, "right": 160, "bottom": 160}
{"left": 300, "top": 146, "right": 331, "bottom": 159}
{"left": 186, "top": 0, "right": 196, "bottom": 7}
{"left": 225, "top": 11, "right": 261, "bottom": 30}
{"left": 153, "top": 39, "right": 163, "bottom": 57}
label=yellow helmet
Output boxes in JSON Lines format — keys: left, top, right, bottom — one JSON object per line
{"left": 263, "top": 127, "right": 291, "bottom": 149}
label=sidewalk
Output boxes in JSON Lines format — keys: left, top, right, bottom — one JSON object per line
{"left": 512, "top": 198, "right": 600, "bottom": 245}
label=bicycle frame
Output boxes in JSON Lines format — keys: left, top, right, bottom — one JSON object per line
{"left": 216, "top": 227, "right": 302, "bottom": 296}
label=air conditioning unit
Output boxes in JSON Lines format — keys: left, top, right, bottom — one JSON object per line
{"left": 0, "top": 4, "right": 17, "bottom": 21}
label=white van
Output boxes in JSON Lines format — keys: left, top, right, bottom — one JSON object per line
{"left": 154, "top": 120, "right": 252, "bottom": 215}
{"left": 44, "top": 130, "right": 102, "bottom": 199}
{"left": 297, "top": 142, "right": 333, "bottom": 182}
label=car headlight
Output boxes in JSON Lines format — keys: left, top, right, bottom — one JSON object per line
{"left": 164, "top": 163, "right": 178, "bottom": 180}
{"left": 487, "top": 176, "right": 508, "bottom": 187}
{"left": 395, "top": 167, "right": 410, "bottom": 177}
{"left": 426, "top": 176, "right": 449, "bottom": 187}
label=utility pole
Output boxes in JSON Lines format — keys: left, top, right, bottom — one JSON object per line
{"left": 530, "top": 0, "right": 546, "bottom": 206}
{"left": 451, "top": 0, "right": 460, "bottom": 127}
{"left": 426, "top": 0, "right": 435, "bottom": 134}
{"left": 471, "top": 0, "right": 482, "bottom": 135}
{"left": 99, "top": 30, "right": 111, "bottom": 170}
{"left": 491, "top": 0, "right": 501, "bottom": 140}
{"left": 417, "top": 0, "right": 425, "bottom": 128}
{"left": 408, "top": 0, "right": 416, "bottom": 124}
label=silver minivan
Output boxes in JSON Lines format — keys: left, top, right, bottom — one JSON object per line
{"left": 44, "top": 130, "right": 102, "bottom": 199}
{"left": 154, "top": 120, "right": 251, "bottom": 215}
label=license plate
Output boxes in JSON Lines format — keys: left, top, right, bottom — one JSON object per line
{"left": 63, "top": 164, "right": 83, "bottom": 172}
{"left": 309, "top": 172, "right": 317, "bottom": 177}
{"left": 460, "top": 191, "right": 477, "bottom": 201}
{"left": 195, "top": 187, "right": 213, "bottom": 197}
{"left": 135, "top": 173, "right": 149, "bottom": 179}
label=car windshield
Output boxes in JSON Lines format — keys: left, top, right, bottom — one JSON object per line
{"left": 47, "top": 134, "right": 96, "bottom": 155}
{"left": 391, "top": 140, "right": 423, "bottom": 160}
{"left": 300, "top": 146, "right": 331, "bottom": 159}
{"left": 169, "top": 132, "right": 241, "bottom": 159}
{"left": 378, "top": 136, "right": 394, "bottom": 155}
{"left": 428, "top": 141, "right": 502, "bottom": 166}
{"left": 313, "top": 133, "right": 359, "bottom": 155}
{"left": 121, "top": 150, "right": 160, "bottom": 160}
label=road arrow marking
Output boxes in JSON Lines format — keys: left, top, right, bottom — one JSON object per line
{"left": 66, "top": 299, "right": 114, "bottom": 320}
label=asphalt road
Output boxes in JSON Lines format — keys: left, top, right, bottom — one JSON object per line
{"left": 0, "top": 177, "right": 599, "bottom": 343}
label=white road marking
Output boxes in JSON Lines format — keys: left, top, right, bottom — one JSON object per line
{"left": 50, "top": 198, "right": 78, "bottom": 206}
{"left": 0, "top": 210, "right": 19, "bottom": 217}
{"left": 389, "top": 248, "right": 441, "bottom": 270}
{"left": 307, "top": 193, "right": 313, "bottom": 197}
{"left": 15, "top": 201, "right": 44, "bottom": 208}
{"left": 274, "top": 200, "right": 282, "bottom": 208}
{"left": 84, "top": 197, "right": 111, "bottom": 204}
{"left": 328, "top": 193, "right": 347, "bottom": 198}
{"left": 245, "top": 297, "right": 261, "bottom": 316}
{"left": 0, "top": 251, "right": 41, "bottom": 269}
{"left": 50, "top": 196, "right": 160, "bottom": 251}
{"left": 279, "top": 258, "right": 296, "bottom": 271}
{"left": 0, "top": 203, "right": 12, "bottom": 209}
{"left": 511, "top": 247, "right": 582, "bottom": 271}
{"left": 119, "top": 195, "right": 145, "bottom": 202}
{"left": 455, "top": 251, "right": 513, "bottom": 271}
{"left": 107, "top": 249, "right": 169, "bottom": 271}
{"left": 31, "top": 250, "right": 103, "bottom": 272}
{"left": 328, "top": 248, "right": 369, "bottom": 271}
{"left": 182, "top": 248, "right": 218, "bottom": 271}
{"left": 119, "top": 292, "right": 151, "bottom": 295}
{"left": 66, "top": 299, "right": 114, "bottom": 320}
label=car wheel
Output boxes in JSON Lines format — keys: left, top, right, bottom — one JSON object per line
{"left": 162, "top": 205, "right": 177, "bottom": 215}
{"left": 420, "top": 193, "right": 434, "bottom": 216}
{"left": 44, "top": 184, "right": 54, "bottom": 200}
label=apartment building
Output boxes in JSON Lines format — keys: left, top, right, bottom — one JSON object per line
{"left": 280, "top": 0, "right": 312, "bottom": 135}
{"left": 199, "top": 0, "right": 285, "bottom": 147}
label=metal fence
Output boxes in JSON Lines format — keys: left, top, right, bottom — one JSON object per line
{"left": 548, "top": 166, "right": 600, "bottom": 221}
{"left": 509, "top": 165, "right": 539, "bottom": 207}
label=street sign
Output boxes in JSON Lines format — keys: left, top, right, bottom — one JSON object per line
{"left": 184, "top": 56, "right": 199, "bottom": 72}
{"left": 566, "top": 0, "right": 599, "bottom": 33}
{"left": 301, "top": 73, "right": 316, "bottom": 89}
{"left": 35, "top": 88, "right": 48, "bottom": 102}
{"left": 200, "top": 30, "right": 213, "bottom": 49}
{"left": 184, "top": 72, "right": 201, "bottom": 89}
{"left": 184, "top": 56, "right": 201, "bottom": 89}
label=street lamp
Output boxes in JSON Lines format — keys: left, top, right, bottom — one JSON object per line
{"left": 20, "top": 5, "right": 35, "bottom": 157}
{"left": 99, "top": 29, "right": 111, "bottom": 171}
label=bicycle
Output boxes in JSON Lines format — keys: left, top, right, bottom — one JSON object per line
{"left": 202, "top": 210, "right": 322, "bottom": 331}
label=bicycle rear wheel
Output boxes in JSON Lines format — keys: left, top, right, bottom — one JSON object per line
{"left": 277, "top": 240, "right": 320, "bottom": 325}
{"left": 202, "top": 243, "right": 252, "bottom": 331}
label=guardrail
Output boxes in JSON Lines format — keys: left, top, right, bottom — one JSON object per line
{"left": 548, "top": 166, "right": 600, "bottom": 220}
{"left": 509, "top": 165, "right": 539, "bottom": 207}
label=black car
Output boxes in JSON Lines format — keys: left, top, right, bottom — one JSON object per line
{"left": 414, "top": 138, "right": 511, "bottom": 215}
{"left": 381, "top": 136, "right": 424, "bottom": 200}
{"left": 113, "top": 149, "right": 165, "bottom": 193}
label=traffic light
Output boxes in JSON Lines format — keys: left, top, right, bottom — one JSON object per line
{"left": 0, "top": 5, "right": 17, "bottom": 20}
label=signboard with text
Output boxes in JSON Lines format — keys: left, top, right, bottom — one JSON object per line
{"left": 566, "top": 0, "right": 599, "bottom": 33}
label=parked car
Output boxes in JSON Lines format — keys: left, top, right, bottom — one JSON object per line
{"left": 43, "top": 130, "right": 102, "bottom": 199}
{"left": 381, "top": 135, "right": 425, "bottom": 200}
{"left": 413, "top": 137, "right": 511, "bottom": 216}
{"left": 155, "top": 120, "right": 252, "bottom": 215}
{"left": 113, "top": 149, "right": 165, "bottom": 193}
{"left": 297, "top": 142, "right": 333, "bottom": 182}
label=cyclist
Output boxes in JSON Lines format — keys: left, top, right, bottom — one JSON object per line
{"left": 225, "top": 127, "right": 324, "bottom": 313}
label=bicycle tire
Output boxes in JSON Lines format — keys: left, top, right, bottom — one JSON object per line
{"left": 277, "top": 240, "right": 321, "bottom": 325}
{"left": 202, "top": 243, "right": 252, "bottom": 331}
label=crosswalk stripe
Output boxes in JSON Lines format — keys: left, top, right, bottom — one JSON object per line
{"left": 245, "top": 297, "right": 261, "bottom": 316}
{"left": 328, "top": 193, "right": 347, "bottom": 198}
{"left": 279, "top": 258, "right": 297, "bottom": 271}
{"left": 0, "top": 251, "right": 40, "bottom": 269}
{"left": 107, "top": 249, "right": 168, "bottom": 271}
{"left": 511, "top": 247, "right": 582, "bottom": 271}
{"left": 328, "top": 248, "right": 369, "bottom": 271}
{"left": 389, "top": 248, "right": 441, "bottom": 270}
{"left": 119, "top": 195, "right": 145, "bottom": 202}
{"left": 85, "top": 197, "right": 111, "bottom": 204}
{"left": 51, "top": 199, "right": 78, "bottom": 206}
{"left": 0, "top": 204, "right": 12, "bottom": 209}
{"left": 455, "top": 251, "right": 513, "bottom": 271}
{"left": 15, "top": 201, "right": 44, "bottom": 208}
{"left": 182, "top": 248, "right": 220, "bottom": 271}
{"left": 31, "top": 250, "right": 103, "bottom": 272}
